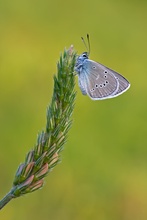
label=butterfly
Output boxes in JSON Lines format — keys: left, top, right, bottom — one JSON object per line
{"left": 74, "top": 34, "right": 130, "bottom": 100}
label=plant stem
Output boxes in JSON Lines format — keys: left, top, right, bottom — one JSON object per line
{"left": 0, "top": 190, "right": 15, "bottom": 210}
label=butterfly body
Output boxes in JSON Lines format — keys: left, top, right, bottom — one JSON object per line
{"left": 75, "top": 52, "right": 130, "bottom": 100}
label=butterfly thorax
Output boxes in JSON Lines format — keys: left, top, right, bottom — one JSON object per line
{"left": 75, "top": 52, "right": 89, "bottom": 74}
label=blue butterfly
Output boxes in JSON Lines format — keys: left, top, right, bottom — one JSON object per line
{"left": 75, "top": 34, "right": 130, "bottom": 100}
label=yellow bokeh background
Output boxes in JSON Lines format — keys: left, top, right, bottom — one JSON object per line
{"left": 1, "top": 1, "right": 147, "bottom": 219}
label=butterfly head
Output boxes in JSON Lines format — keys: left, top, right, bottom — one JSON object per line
{"left": 75, "top": 52, "right": 89, "bottom": 72}
{"left": 77, "top": 51, "right": 89, "bottom": 62}
{"left": 81, "top": 52, "right": 89, "bottom": 59}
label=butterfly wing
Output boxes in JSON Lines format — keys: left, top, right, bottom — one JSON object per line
{"left": 99, "top": 65, "right": 130, "bottom": 97}
{"left": 80, "top": 59, "right": 118, "bottom": 100}
{"left": 78, "top": 71, "right": 87, "bottom": 95}
{"left": 80, "top": 59, "right": 130, "bottom": 100}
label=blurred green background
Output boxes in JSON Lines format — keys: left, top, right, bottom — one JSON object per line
{"left": 0, "top": 0, "right": 147, "bottom": 219}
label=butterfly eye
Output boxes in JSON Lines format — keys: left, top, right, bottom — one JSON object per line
{"left": 82, "top": 53, "right": 87, "bottom": 58}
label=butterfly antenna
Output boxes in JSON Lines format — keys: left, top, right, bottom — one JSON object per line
{"left": 87, "top": 34, "right": 90, "bottom": 55}
{"left": 81, "top": 36, "right": 89, "bottom": 54}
